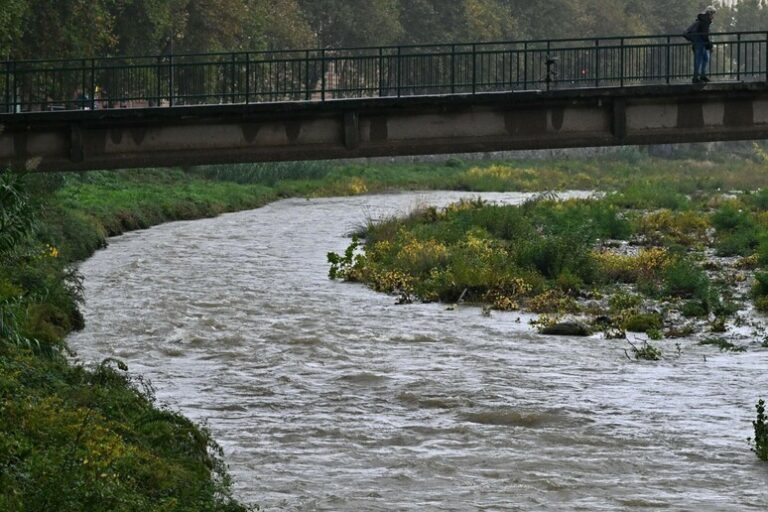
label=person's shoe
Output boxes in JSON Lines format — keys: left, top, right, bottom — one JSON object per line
{"left": 692, "top": 76, "right": 701, "bottom": 83}
{"left": 700, "top": 75, "right": 710, "bottom": 83}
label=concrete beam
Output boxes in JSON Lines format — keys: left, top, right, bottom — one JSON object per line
{"left": 2, "top": 82, "right": 768, "bottom": 172}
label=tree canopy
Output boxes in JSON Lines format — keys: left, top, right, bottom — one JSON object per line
{"left": 0, "top": 0, "right": 758, "bottom": 59}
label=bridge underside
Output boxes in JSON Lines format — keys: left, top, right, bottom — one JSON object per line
{"left": 2, "top": 83, "right": 768, "bottom": 172}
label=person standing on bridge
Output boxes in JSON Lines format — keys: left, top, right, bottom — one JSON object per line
{"left": 684, "top": 5, "right": 717, "bottom": 83}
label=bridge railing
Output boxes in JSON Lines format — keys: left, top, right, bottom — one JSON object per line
{"left": 3, "top": 32, "right": 768, "bottom": 114}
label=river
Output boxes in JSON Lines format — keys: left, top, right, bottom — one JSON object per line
{"left": 67, "top": 191, "right": 768, "bottom": 511}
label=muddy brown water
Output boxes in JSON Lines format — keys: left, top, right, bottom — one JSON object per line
{"left": 67, "top": 192, "right": 768, "bottom": 511}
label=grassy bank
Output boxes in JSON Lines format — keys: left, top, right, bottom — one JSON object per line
{"left": 4, "top": 151, "right": 768, "bottom": 508}
{"left": 1, "top": 171, "right": 260, "bottom": 511}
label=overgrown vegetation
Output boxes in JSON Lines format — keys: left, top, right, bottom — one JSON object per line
{"left": 328, "top": 153, "right": 768, "bottom": 326}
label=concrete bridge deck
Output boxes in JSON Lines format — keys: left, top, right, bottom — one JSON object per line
{"left": 2, "top": 82, "right": 768, "bottom": 172}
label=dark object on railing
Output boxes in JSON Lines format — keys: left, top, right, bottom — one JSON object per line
{"left": 2, "top": 31, "right": 768, "bottom": 114}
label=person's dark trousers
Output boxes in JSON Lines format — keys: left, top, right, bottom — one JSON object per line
{"left": 693, "top": 42, "right": 710, "bottom": 82}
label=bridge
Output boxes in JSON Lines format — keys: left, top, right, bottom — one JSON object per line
{"left": 3, "top": 32, "right": 768, "bottom": 172}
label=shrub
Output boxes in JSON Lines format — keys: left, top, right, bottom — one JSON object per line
{"left": 609, "top": 291, "right": 643, "bottom": 312}
{"left": 635, "top": 209, "right": 710, "bottom": 245}
{"left": 622, "top": 312, "right": 663, "bottom": 333}
{"left": 662, "top": 258, "right": 709, "bottom": 299}
{"left": 681, "top": 300, "right": 708, "bottom": 318}
{"left": 699, "top": 337, "right": 746, "bottom": 352}
{"left": 626, "top": 341, "right": 662, "bottom": 360}
{"left": 712, "top": 203, "right": 759, "bottom": 256}
{"left": 756, "top": 233, "right": 768, "bottom": 266}
{"left": 750, "top": 399, "right": 768, "bottom": 462}
{"left": 716, "top": 227, "right": 759, "bottom": 257}
{"left": 517, "top": 234, "right": 595, "bottom": 281}
{"left": 752, "top": 272, "right": 768, "bottom": 312}
{"left": 749, "top": 188, "right": 768, "bottom": 210}
{"left": 712, "top": 202, "right": 752, "bottom": 231}
{"left": 327, "top": 237, "right": 365, "bottom": 281}
{"left": 609, "top": 182, "right": 689, "bottom": 210}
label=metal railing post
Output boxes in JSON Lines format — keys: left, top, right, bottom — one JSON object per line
{"left": 11, "top": 61, "right": 16, "bottom": 113}
{"left": 666, "top": 36, "right": 671, "bottom": 84}
{"left": 378, "top": 47, "right": 384, "bottom": 97}
{"left": 620, "top": 38, "right": 625, "bottom": 87}
{"left": 90, "top": 58, "right": 96, "bottom": 110}
{"left": 81, "top": 59, "right": 87, "bottom": 110}
{"left": 765, "top": 32, "right": 768, "bottom": 82}
{"left": 523, "top": 42, "right": 528, "bottom": 90}
{"left": 396, "top": 46, "right": 402, "bottom": 97}
{"left": 472, "top": 43, "right": 477, "bottom": 94}
{"left": 546, "top": 40, "right": 551, "bottom": 91}
{"left": 451, "top": 44, "right": 456, "bottom": 94}
{"left": 4, "top": 61, "right": 10, "bottom": 113}
{"left": 737, "top": 33, "right": 742, "bottom": 81}
{"left": 305, "top": 50, "right": 311, "bottom": 101}
{"left": 595, "top": 39, "right": 600, "bottom": 87}
{"left": 230, "top": 52, "right": 236, "bottom": 103}
{"left": 245, "top": 52, "right": 251, "bottom": 104}
{"left": 168, "top": 54, "right": 174, "bottom": 107}
{"left": 156, "top": 56, "right": 162, "bottom": 106}
{"left": 321, "top": 49, "right": 326, "bottom": 101}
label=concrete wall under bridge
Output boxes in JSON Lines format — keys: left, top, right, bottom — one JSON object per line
{"left": 2, "top": 82, "right": 768, "bottom": 172}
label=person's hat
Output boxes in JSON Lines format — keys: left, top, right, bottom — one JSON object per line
{"left": 705, "top": 5, "right": 717, "bottom": 13}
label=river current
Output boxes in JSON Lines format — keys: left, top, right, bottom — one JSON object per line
{"left": 67, "top": 191, "right": 768, "bottom": 511}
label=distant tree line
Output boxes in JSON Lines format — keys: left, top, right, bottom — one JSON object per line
{"left": 1, "top": 0, "right": 766, "bottom": 59}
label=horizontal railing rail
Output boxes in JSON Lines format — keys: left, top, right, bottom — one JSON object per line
{"left": 3, "top": 31, "right": 768, "bottom": 114}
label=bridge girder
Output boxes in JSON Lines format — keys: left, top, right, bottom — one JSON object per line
{"left": 2, "top": 83, "right": 768, "bottom": 172}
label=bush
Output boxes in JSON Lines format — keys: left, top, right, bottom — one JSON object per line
{"left": 699, "top": 337, "right": 745, "bottom": 352}
{"left": 712, "top": 203, "right": 759, "bottom": 257}
{"left": 622, "top": 312, "right": 663, "bottom": 333}
{"left": 752, "top": 272, "right": 768, "bottom": 312}
{"left": 751, "top": 399, "right": 768, "bottom": 462}
{"left": 626, "top": 340, "right": 662, "bottom": 360}
{"left": 609, "top": 182, "right": 689, "bottom": 210}
{"left": 662, "top": 258, "right": 710, "bottom": 299}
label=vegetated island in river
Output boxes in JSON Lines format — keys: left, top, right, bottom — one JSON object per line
{"left": 5, "top": 149, "right": 768, "bottom": 509}
{"left": 329, "top": 152, "right": 768, "bottom": 362}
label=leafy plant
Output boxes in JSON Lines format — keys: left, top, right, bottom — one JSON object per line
{"left": 699, "top": 337, "right": 746, "bottom": 352}
{"left": 749, "top": 399, "right": 768, "bottom": 462}
{"left": 625, "top": 340, "right": 662, "bottom": 361}
{"left": 749, "top": 272, "right": 768, "bottom": 312}
{"left": 663, "top": 257, "right": 710, "bottom": 299}
{"left": 327, "top": 236, "right": 364, "bottom": 280}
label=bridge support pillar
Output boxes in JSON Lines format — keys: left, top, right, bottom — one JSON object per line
{"left": 69, "top": 123, "right": 84, "bottom": 163}
{"left": 344, "top": 111, "right": 360, "bottom": 150}
{"left": 612, "top": 98, "right": 627, "bottom": 142}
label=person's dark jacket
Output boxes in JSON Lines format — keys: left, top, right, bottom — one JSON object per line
{"left": 685, "top": 13, "right": 713, "bottom": 48}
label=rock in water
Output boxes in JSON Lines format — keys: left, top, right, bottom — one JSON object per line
{"left": 540, "top": 321, "right": 591, "bottom": 336}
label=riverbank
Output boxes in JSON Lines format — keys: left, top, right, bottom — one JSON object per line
{"left": 3, "top": 153, "right": 768, "bottom": 509}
